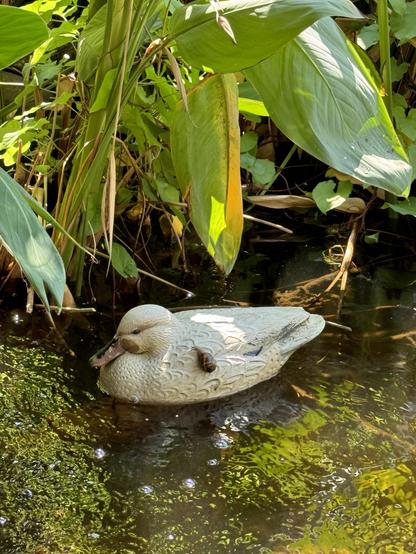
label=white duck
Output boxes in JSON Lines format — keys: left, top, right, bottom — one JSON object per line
{"left": 90, "top": 304, "right": 325, "bottom": 405}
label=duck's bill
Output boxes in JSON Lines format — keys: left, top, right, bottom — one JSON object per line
{"left": 89, "top": 337, "right": 125, "bottom": 368}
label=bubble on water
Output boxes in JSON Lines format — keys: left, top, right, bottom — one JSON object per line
{"left": 94, "top": 448, "right": 106, "bottom": 460}
{"left": 207, "top": 458, "right": 219, "bottom": 466}
{"left": 88, "top": 532, "right": 100, "bottom": 539}
{"left": 140, "top": 485, "right": 154, "bottom": 494}
{"left": 213, "top": 432, "right": 233, "bottom": 449}
{"left": 0, "top": 516, "right": 8, "bottom": 526}
{"left": 182, "top": 478, "right": 196, "bottom": 489}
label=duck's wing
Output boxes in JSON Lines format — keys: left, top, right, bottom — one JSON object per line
{"left": 175, "top": 307, "right": 324, "bottom": 358}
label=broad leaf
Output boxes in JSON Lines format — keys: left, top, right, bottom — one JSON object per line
{"left": 391, "top": 2, "right": 416, "bottom": 43}
{"left": 240, "top": 153, "right": 276, "bottom": 185}
{"left": 111, "top": 243, "right": 138, "bottom": 278}
{"left": 0, "top": 169, "right": 65, "bottom": 310}
{"left": 171, "top": 74, "right": 243, "bottom": 274}
{"left": 385, "top": 197, "right": 416, "bottom": 216}
{"left": 245, "top": 17, "right": 412, "bottom": 195}
{"left": 312, "top": 180, "right": 352, "bottom": 214}
{"left": 171, "top": 0, "right": 363, "bottom": 72}
{"left": 0, "top": 6, "right": 48, "bottom": 70}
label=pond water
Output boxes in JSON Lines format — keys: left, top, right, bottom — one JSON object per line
{"left": 1, "top": 245, "right": 416, "bottom": 553}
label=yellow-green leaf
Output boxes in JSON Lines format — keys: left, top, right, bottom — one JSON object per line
{"left": 171, "top": 74, "right": 243, "bottom": 274}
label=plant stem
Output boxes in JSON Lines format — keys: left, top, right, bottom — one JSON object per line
{"left": 377, "top": 0, "right": 393, "bottom": 117}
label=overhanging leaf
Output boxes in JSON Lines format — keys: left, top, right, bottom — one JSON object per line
{"left": 171, "top": 0, "right": 363, "bottom": 72}
{"left": 0, "top": 6, "right": 48, "bottom": 70}
{"left": 0, "top": 169, "right": 65, "bottom": 310}
{"left": 245, "top": 17, "right": 412, "bottom": 195}
{"left": 385, "top": 197, "right": 416, "bottom": 216}
{"left": 171, "top": 74, "right": 243, "bottom": 274}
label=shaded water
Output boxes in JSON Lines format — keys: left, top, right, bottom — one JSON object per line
{"left": 1, "top": 247, "right": 416, "bottom": 553}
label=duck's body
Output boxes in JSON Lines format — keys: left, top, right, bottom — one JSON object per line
{"left": 90, "top": 305, "right": 325, "bottom": 405}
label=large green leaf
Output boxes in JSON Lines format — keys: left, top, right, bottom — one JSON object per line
{"left": 171, "top": 74, "right": 243, "bottom": 274}
{"left": 0, "top": 169, "right": 65, "bottom": 311}
{"left": 0, "top": 6, "right": 48, "bottom": 71}
{"left": 245, "top": 17, "right": 412, "bottom": 195}
{"left": 171, "top": 0, "right": 363, "bottom": 72}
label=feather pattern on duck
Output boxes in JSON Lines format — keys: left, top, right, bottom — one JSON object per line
{"left": 90, "top": 304, "right": 325, "bottom": 405}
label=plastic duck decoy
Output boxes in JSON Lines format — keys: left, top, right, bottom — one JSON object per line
{"left": 90, "top": 304, "right": 325, "bottom": 405}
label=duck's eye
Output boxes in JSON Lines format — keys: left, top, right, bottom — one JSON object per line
{"left": 131, "top": 329, "right": 140, "bottom": 335}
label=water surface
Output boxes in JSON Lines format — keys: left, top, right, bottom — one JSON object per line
{"left": 1, "top": 248, "right": 416, "bottom": 553}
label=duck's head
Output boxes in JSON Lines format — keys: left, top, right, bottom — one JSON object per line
{"left": 90, "top": 304, "right": 175, "bottom": 369}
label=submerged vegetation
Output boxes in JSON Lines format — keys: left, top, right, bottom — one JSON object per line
{"left": 0, "top": 0, "right": 416, "bottom": 309}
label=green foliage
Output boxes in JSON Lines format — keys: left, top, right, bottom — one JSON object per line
{"left": 171, "top": 0, "right": 362, "bottom": 72}
{"left": 171, "top": 73, "right": 243, "bottom": 274}
{"left": 0, "top": 6, "right": 48, "bottom": 70}
{"left": 1, "top": 0, "right": 416, "bottom": 296}
{"left": 312, "top": 180, "right": 352, "bottom": 214}
{"left": 111, "top": 242, "right": 138, "bottom": 278}
{"left": 245, "top": 17, "right": 411, "bottom": 195}
{"left": 0, "top": 169, "right": 65, "bottom": 310}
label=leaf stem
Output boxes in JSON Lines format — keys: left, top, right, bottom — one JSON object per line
{"left": 377, "top": 0, "right": 393, "bottom": 117}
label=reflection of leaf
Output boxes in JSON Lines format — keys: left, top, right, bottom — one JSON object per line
{"left": 375, "top": 267, "right": 416, "bottom": 288}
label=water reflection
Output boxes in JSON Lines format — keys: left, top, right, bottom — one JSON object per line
{"left": 1, "top": 276, "right": 416, "bottom": 552}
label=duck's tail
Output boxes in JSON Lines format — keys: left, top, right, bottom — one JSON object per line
{"left": 278, "top": 312, "right": 325, "bottom": 358}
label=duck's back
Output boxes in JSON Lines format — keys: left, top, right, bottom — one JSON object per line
{"left": 173, "top": 306, "right": 324, "bottom": 357}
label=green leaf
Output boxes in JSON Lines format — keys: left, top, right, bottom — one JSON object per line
{"left": 76, "top": 4, "right": 106, "bottom": 81}
{"left": 171, "top": 74, "right": 243, "bottom": 274}
{"left": 391, "top": 2, "right": 416, "bottom": 43}
{"left": 238, "top": 81, "right": 269, "bottom": 116}
{"left": 0, "top": 6, "right": 48, "bottom": 71}
{"left": 0, "top": 168, "right": 65, "bottom": 310}
{"left": 390, "top": 59, "right": 409, "bottom": 82}
{"left": 111, "top": 243, "right": 138, "bottom": 278}
{"left": 389, "top": 0, "right": 407, "bottom": 16}
{"left": 385, "top": 197, "right": 416, "bottom": 216}
{"left": 240, "top": 132, "right": 258, "bottom": 153}
{"left": 240, "top": 153, "right": 276, "bottom": 185}
{"left": 312, "top": 180, "right": 352, "bottom": 214}
{"left": 90, "top": 68, "right": 118, "bottom": 112}
{"left": 171, "top": 0, "right": 363, "bottom": 73}
{"left": 364, "top": 232, "right": 379, "bottom": 245}
{"left": 154, "top": 179, "right": 180, "bottom": 204}
{"left": 238, "top": 97, "right": 269, "bottom": 117}
{"left": 357, "top": 22, "right": 379, "bottom": 50}
{"left": 245, "top": 17, "right": 412, "bottom": 195}
{"left": 393, "top": 106, "right": 416, "bottom": 141}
